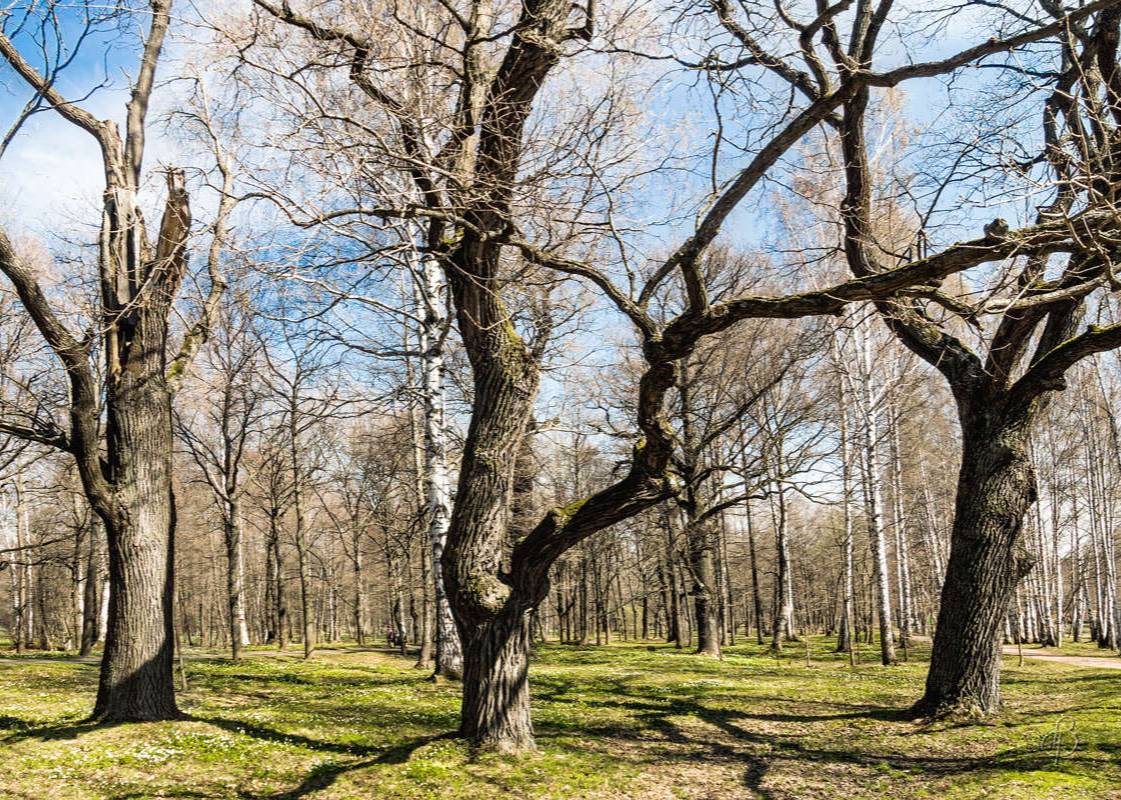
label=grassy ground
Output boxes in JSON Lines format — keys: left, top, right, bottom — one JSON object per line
{"left": 0, "top": 637, "right": 1118, "bottom": 800}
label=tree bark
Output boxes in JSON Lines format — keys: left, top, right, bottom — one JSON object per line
{"left": 914, "top": 414, "right": 1037, "bottom": 717}
{"left": 744, "top": 499, "right": 765, "bottom": 645}
{"left": 888, "top": 397, "right": 915, "bottom": 651}
{"left": 415, "top": 538, "right": 434, "bottom": 669}
{"left": 92, "top": 352, "right": 180, "bottom": 721}
{"left": 267, "top": 511, "right": 287, "bottom": 650}
{"left": 11, "top": 476, "right": 26, "bottom": 653}
{"left": 0, "top": 1, "right": 215, "bottom": 721}
{"left": 351, "top": 543, "right": 365, "bottom": 645}
{"left": 457, "top": 606, "right": 534, "bottom": 753}
{"left": 853, "top": 324, "right": 896, "bottom": 666}
{"left": 688, "top": 518, "right": 721, "bottom": 657}
{"left": 677, "top": 364, "right": 721, "bottom": 657}
{"left": 770, "top": 479, "right": 795, "bottom": 653}
{"left": 416, "top": 252, "right": 463, "bottom": 680}
{"left": 441, "top": 223, "right": 543, "bottom": 750}
{"left": 836, "top": 376, "right": 856, "bottom": 659}
{"left": 79, "top": 522, "right": 101, "bottom": 657}
{"left": 288, "top": 406, "right": 314, "bottom": 660}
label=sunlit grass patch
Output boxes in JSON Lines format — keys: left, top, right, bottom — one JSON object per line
{"left": 0, "top": 638, "right": 1116, "bottom": 798}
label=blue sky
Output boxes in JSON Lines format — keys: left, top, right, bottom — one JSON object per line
{"left": 0, "top": 1, "right": 1056, "bottom": 457}
{"left": 0, "top": 2, "right": 1054, "bottom": 282}
{"left": 0, "top": 5, "right": 187, "bottom": 241}
{"left": 0, "top": 0, "right": 1076, "bottom": 518}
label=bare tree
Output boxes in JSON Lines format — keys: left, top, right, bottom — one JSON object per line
{"left": 176, "top": 290, "right": 264, "bottom": 660}
{"left": 832, "top": 3, "right": 1121, "bottom": 717}
{"left": 219, "top": 0, "right": 1110, "bottom": 751}
{"left": 0, "top": 0, "right": 225, "bottom": 720}
{"left": 259, "top": 320, "right": 354, "bottom": 659}
{"left": 674, "top": 310, "right": 814, "bottom": 658}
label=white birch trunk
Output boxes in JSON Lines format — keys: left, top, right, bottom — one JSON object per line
{"left": 416, "top": 253, "right": 462, "bottom": 679}
{"left": 888, "top": 397, "right": 914, "bottom": 648}
{"left": 233, "top": 510, "right": 251, "bottom": 647}
{"left": 837, "top": 364, "right": 856, "bottom": 659}
{"left": 854, "top": 321, "right": 896, "bottom": 665}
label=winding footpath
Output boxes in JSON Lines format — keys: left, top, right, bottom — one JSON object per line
{"left": 1001, "top": 644, "right": 1121, "bottom": 670}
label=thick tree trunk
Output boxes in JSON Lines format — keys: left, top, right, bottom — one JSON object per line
{"left": 442, "top": 243, "right": 542, "bottom": 751}
{"left": 92, "top": 367, "right": 179, "bottom": 722}
{"left": 915, "top": 416, "right": 1036, "bottom": 718}
{"left": 457, "top": 607, "right": 534, "bottom": 754}
{"left": 0, "top": 4, "right": 200, "bottom": 721}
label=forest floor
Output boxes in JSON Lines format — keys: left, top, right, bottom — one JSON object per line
{"left": 0, "top": 637, "right": 1117, "bottom": 800}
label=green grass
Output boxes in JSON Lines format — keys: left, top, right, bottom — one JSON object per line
{"left": 0, "top": 637, "right": 1118, "bottom": 799}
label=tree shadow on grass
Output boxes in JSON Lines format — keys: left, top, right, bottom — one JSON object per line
{"left": 0, "top": 715, "right": 103, "bottom": 743}
{"left": 198, "top": 671, "right": 421, "bottom": 689}
{"left": 109, "top": 791, "right": 214, "bottom": 799}
{"left": 232, "top": 730, "right": 457, "bottom": 800}
{"left": 203, "top": 716, "right": 394, "bottom": 757}
{"left": 100, "top": 732, "right": 448, "bottom": 800}
{"left": 2, "top": 708, "right": 454, "bottom": 800}
{"left": 535, "top": 683, "right": 1112, "bottom": 799}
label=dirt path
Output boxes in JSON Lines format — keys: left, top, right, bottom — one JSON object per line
{"left": 1002, "top": 645, "right": 1121, "bottom": 670}
{"left": 909, "top": 634, "right": 1121, "bottom": 671}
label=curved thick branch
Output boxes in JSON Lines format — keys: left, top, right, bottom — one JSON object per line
{"left": 0, "top": 228, "right": 111, "bottom": 506}
{"left": 865, "top": 0, "right": 1121, "bottom": 87}
{"left": 0, "top": 28, "right": 111, "bottom": 150}
{"left": 1013, "top": 321, "right": 1121, "bottom": 400}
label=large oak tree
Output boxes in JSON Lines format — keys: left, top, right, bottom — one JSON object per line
{"left": 834, "top": 1, "right": 1121, "bottom": 716}
{"left": 0, "top": 0, "right": 223, "bottom": 720}
{"left": 234, "top": 0, "right": 1115, "bottom": 750}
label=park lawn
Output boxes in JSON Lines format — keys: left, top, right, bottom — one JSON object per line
{"left": 0, "top": 638, "right": 1117, "bottom": 799}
